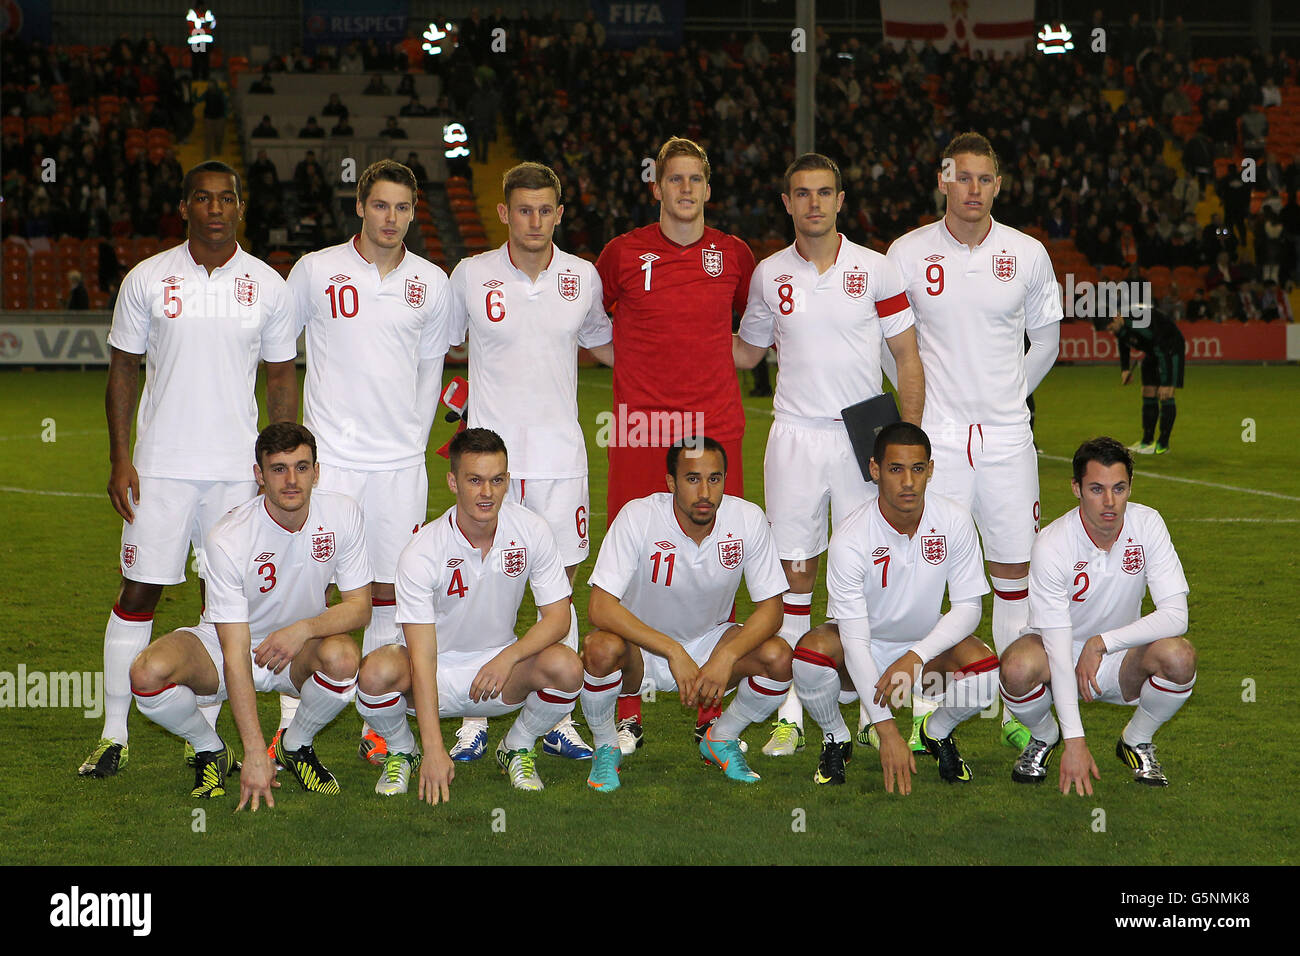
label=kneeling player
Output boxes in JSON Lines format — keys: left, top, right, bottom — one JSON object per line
{"left": 580, "top": 438, "right": 790, "bottom": 790}
{"left": 793, "top": 423, "right": 999, "bottom": 791}
{"left": 130, "top": 423, "right": 370, "bottom": 807}
{"left": 354, "top": 429, "right": 581, "bottom": 800}
{"left": 1000, "top": 437, "right": 1196, "bottom": 792}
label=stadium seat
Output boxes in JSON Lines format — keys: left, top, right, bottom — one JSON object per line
{"left": 2, "top": 116, "right": 24, "bottom": 140}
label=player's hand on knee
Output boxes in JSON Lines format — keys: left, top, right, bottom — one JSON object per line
{"left": 255, "top": 622, "right": 312, "bottom": 673}
{"left": 668, "top": 650, "right": 701, "bottom": 705}
{"left": 237, "top": 752, "right": 280, "bottom": 812}
{"left": 1074, "top": 636, "right": 1105, "bottom": 702}
{"left": 107, "top": 461, "right": 141, "bottom": 523}
{"left": 1059, "top": 738, "right": 1099, "bottom": 797}
{"left": 469, "top": 649, "right": 516, "bottom": 702}
{"left": 419, "top": 749, "right": 455, "bottom": 805}
{"left": 694, "top": 658, "right": 730, "bottom": 708}
{"left": 874, "top": 651, "right": 922, "bottom": 710}
{"left": 876, "top": 723, "right": 915, "bottom": 795}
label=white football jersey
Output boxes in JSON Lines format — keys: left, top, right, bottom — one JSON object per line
{"left": 394, "top": 501, "right": 571, "bottom": 654}
{"left": 288, "top": 238, "right": 452, "bottom": 470}
{"left": 738, "top": 235, "right": 914, "bottom": 420}
{"left": 886, "top": 218, "right": 1062, "bottom": 429}
{"left": 202, "top": 490, "right": 372, "bottom": 647}
{"left": 827, "top": 493, "right": 989, "bottom": 645}
{"left": 589, "top": 493, "right": 787, "bottom": 644}
{"left": 108, "top": 242, "right": 298, "bottom": 481}
{"left": 449, "top": 243, "right": 611, "bottom": 479}
{"left": 1028, "top": 502, "right": 1189, "bottom": 645}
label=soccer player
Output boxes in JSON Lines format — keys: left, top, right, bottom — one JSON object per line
{"left": 445, "top": 161, "right": 614, "bottom": 762}
{"left": 886, "top": 132, "right": 1063, "bottom": 752}
{"left": 128, "top": 423, "right": 370, "bottom": 806}
{"left": 1096, "top": 303, "right": 1186, "bottom": 455}
{"left": 353, "top": 429, "right": 582, "bottom": 798}
{"left": 734, "top": 152, "right": 925, "bottom": 757}
{"left": 80, "top": 161, "right": 299, "bottom": 778}
{"left": 287, "top": 159, "right": 452, "bottom": 767}
{"left": 792, "top": 422, "right": 998, "bottom": 790}
{"left": 999, "top": 437, "right": 1196, "bottom": 792}
{"left": 595, "top": 136, "right": 756, "bottom": 742}
{"left": 580, "top": 438, "right": 791, "bottom": 791}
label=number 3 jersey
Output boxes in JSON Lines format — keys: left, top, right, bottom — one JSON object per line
{"left": 826, "top": 494, "right": 988, "bottom": 647}
{"left": 287, "top": 237, "right": 452, "bottom": 469}
{"left": 588, "top": 492, "right": 787, "bottom": 645}
{"left": 394, "top": 501, "right": 572, "bottom": 654}
{"left": 107, "top": 241, "right": 298, "bottom": 481}
{"left": 202, "top": 490, "right": 373, "bottom": 648}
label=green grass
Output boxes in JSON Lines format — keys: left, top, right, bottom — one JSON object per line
{"left": 0, "top": 363, "right": 1296, "bottom": 865}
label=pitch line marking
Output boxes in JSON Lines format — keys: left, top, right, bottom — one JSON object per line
{"left": 0, "top": 485, "right": 99, "bottom": 498}
{"left": 1037, "top": 453, "right": 1300, "bottom": 503}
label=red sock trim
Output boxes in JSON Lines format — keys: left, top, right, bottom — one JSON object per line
{"left": 746, "top": 676, "right": 789, "bottom": 696}
{"left": 616, "top": 694, "right": 642, "bottom": 721}
{"left": 371, "top": 598, "right": 397, "bottom": 607}
{"left": 113, "top": 603, "right": 155, "bottom": 623}
{"left": 1148, "top": 675, "right": 1194, "bottom": 694}
{"left": 793, "top": 646, "right": 837, "bottom": 670}
{"left": 956, "top": 654, "right": 1000, "bottom": 677}
{"left": 993, "top": 588, "right": 1029, "bottom": 601}
{"left": 537, "top": 688, "right": 578, "bottom": 705}
{"left": 782, "top": 602, "right": 812, "bottom": 616}
{"left": 583, "top": 677, "right": 623, "bottom": 693}
{"left": 131, "top": 682, "right": 176, "bottom": 698}
{"left": 312, "top": 672, "right": 355, "bottom": 694}
{"left": 362, "top": 693, "right": 404, "bottom": 709}
{"left": 1000, "top": 682, "right": 1046, "bottom": 704}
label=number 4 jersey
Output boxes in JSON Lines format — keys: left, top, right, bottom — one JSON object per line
{"left": 588, "top": 492, "right": 787, "bottom": 644}
{"left": 288, "top": 237, "right": 452, "bottom": 470}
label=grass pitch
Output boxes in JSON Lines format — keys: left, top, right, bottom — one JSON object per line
{"left": 0, "top": 362, "right": 1295, "bottom": 865}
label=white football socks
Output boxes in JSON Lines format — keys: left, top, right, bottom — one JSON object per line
{"left": 355, "top": 688, "right": 416, "bottom": 754}
{"left": 133, "top": 683, "right": 223, "bottom": 753}
{"left": 791, "top": 649, "right": 850, "bottom": 743}
{"left": 581, "top": 669, "right": 622, "bottom": 750}
{"left": 1000, "top": 681, "right": 1059, "bottom": 746}
{"left": 504, "top": 688, "right": 578, "bottom": 752}
{"left": 283, "top": 670, "right": 356, "bottom": 751}
{"left": 712, "top": 675, "right": 790, "bottom": 740}
{"left": 1123, "top": 672, "right": 1196, "bottom": 746}
{"left": 102, "top": 606, "right": 154, "bottom": 743}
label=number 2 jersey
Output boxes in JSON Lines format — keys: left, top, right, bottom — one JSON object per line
{"left": 588, "top": 492, "right": 787, "bottom": 644}
{"left": 202, "top": 490, "right": 373, "bottom": 647}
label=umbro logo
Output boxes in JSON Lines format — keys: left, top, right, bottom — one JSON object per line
{"left": 655, "top": 540, "right": 675, "bottom": 550}
{"left": 160, "top": 275, "right": 182, "bottom": 284}
{"left": 872, "top": 547, "right": 889, "bottom": 557}
{"left": 483, "top": 279, "right": 503, "bottom": 289}
{"left": 1074, "top": 561, "right": 1088, "bottom": 571}
{"left": 256, "top": 552, "right": 275, "bottom": 562}
{"left": 774, "top": 274, "right": 793, "bottom": 283}
{"left": 329, "top": 273, "right": 350, "bottom": 283}
{"left": 924, "top": 255, "right": 943, "bottom": 263}
{"left": 447, "top": 558, "right": 463, "bottom": 568}
{"left": 639, "top": 253, "right": 660, "bottom": 263}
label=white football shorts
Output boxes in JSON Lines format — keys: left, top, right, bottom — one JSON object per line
{"left": 509, "top": 475, "right": 591, "bottom": 568}
{"left": 120, "top": 477, "right": 257, "bottom": 585}
{"left": 317, "top": 461, "right": 428, "bottom": 583}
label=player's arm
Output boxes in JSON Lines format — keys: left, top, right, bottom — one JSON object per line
{"left": 1043, "top": 624, "right": 1100, "bottom": 796}
{"left": 469, "top": 597, "right": 570, "bottom": 703}
{"left": 254, "top": 583, "right": 371, "bottom": 671}
{"left": 884, "top": 326, "right": 924, "bottom": 424}
{"left": 842, "top": 616, "right": 916, "bottom": 795}
{"left": 263, "top": 360, "right": 298, "bottom": 423}
{"left": 588, "top": 586, "right": 683, "bottom": 661}
{"left": 578, "top": 266, "right": 615, "bottom": 366}
{"left": 1023, "top": 245, "right": 1064, "bottom": 395}
{"left": 877, "top": 599, "right": 981, "bottom": 706}
{"left": 1023, "top": 322, "right": 1060, "bottom": 395}
{"left": 587, "top": 342, "right": 615, "bottom": 366}
{"left": 217, "top": 621, "right": 279, "bottom": 810}
{"left": 404, "top": 621, "right": 454, "bottom": 805}
{"left": 734, "top": 265, "right": 774, "bottom": 369}
{"left": 105, "top": 346, "right": 143, "bottom": 522}
{"left": 692, "top": 593, "right": 783, "bottom": 705}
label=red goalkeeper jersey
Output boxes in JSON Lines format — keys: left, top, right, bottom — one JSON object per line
{"left": 596, "top": 224, "right": 756, "bottom": 442}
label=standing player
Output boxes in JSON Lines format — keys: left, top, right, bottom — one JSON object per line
{"left": 287, "top": 159, "right": 452, "bottom": 766}
{"left": 445, "top": 162, "right": 613, "bottom": 762}
{"left": 579, "top": 438, "right": 791, "bottom": 791}
{"left": 1095, "top": 304, "right": 1185, "bottom": 455}
{"left": 791, "top": 423, "right": 998, "bottom": 790}
{"left": 353, "top": 429, "right": 583, "bottom": 799}
{"left": 999, "top": 437, "right": 1196, "bottom": 792}
{"left": 595, "top": 136, "right": 756, "bottom": 741}
{"left": 128, "top": 423, "right": 369, "bottom": 806}
{"left": 80, "top": 161, "right": 299, "bottom": 778}
{"left": 734, "top": 153, "right": 925, "bottom": 757}
{"left": 886, "top": 132, "right": 1063, "bottom": 751}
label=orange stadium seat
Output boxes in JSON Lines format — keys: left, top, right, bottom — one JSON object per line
{"left": 3, "top": 116, "right": 25, "bottom": 140}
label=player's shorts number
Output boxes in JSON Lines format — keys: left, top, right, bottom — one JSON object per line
{"left": 778, "top": 282, "right": 795, "bottom": 315}
{"left": 575, "top": 505, "right": 587, "bottom": 539}
{"left": 1033, "top": 500, "right": 1040, "bottom": 533}
{"left": 925, "top": 264, "right": 944, "bottom": 297}
{"left": 486, "top": 289, "right": 506, "bottom": 322}
{"left": 257, "top": 561, "right": 276, "bottom": 593}
{"left": 1071, "top": 572, "right": 1089, "bottom": 602}
{"left": 163, "top": 284, "right": 182, "bottom": 319}
{"left": 326, "top": 284, "right": 359, "bottom": 318}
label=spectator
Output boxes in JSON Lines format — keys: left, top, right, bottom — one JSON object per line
{"left": 339, "top": 42, "right": 364, "bottom": 74}
{"left": 405, "top": 152, "right": 429, "bottom": 183}
{"left": 330, "top": 116, "right": 355, "bottom": 137}
{"left": 249, "top": 70, "right": 275, "bottom": 94}
{"left": 399, "top": 94, "right": 427, "bottom": 116}
{"left": 66, "top": 270, "right": 90, "bottom": 310}
{"left": 201, "top": 81, "right": 227, "bottom": 157}
{"left": 298, "top": 116, "right": 326, "bottom": 138}
{"left": 378, "top": 116, "right": 408, "bottom": 138}
{"left": 363, "top": 73, "right": 391, "bottom": 95}
{"left": 251, "top": 114, "right": 279, "bottom": 138}
{"left": 1185, "top": 288, "right": 1211, "bottom": 321}
{"left": 321, "top": 93, "right": 348, "bottom": 119}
